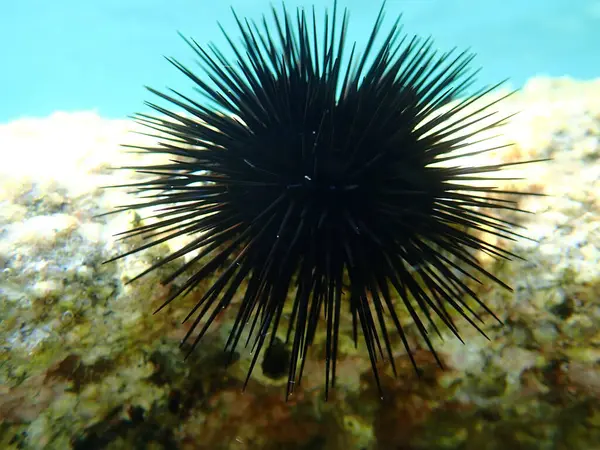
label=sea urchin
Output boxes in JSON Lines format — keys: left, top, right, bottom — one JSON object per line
{"left": 107, "top": 1, "right": 536, "bottom": 399}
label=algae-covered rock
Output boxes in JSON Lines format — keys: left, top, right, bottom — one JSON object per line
{"left": 1, "top": 78, "right": 600, "bottom": 449}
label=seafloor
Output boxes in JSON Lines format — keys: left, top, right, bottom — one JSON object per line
{"left": 1, "top": 77, "right": 599, "bottom": 450}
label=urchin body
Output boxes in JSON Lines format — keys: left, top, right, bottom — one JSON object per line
{"left": 109, "top": 2, "right": 534, "bottom": 398}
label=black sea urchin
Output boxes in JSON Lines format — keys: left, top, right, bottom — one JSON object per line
{"left": 107, "top": 2, "right": 536, "bottom": 399}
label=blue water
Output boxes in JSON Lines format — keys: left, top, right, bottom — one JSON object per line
{"left": 2, "top": 0, "right": 598, "bottom": 122}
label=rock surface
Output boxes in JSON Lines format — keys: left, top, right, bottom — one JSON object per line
{"left": 1, "top": 77, "right": 599, "bottom": 449}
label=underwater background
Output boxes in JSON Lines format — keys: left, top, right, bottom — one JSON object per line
{"left": 2, "top": 0, "right": 599, "bottom": 122}
{"left": 1, "top": 1, "right": 600, "bottom": 449}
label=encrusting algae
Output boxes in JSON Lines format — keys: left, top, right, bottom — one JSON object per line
{"left": 1, "top": 70, "right": 600, "bottom": 450}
